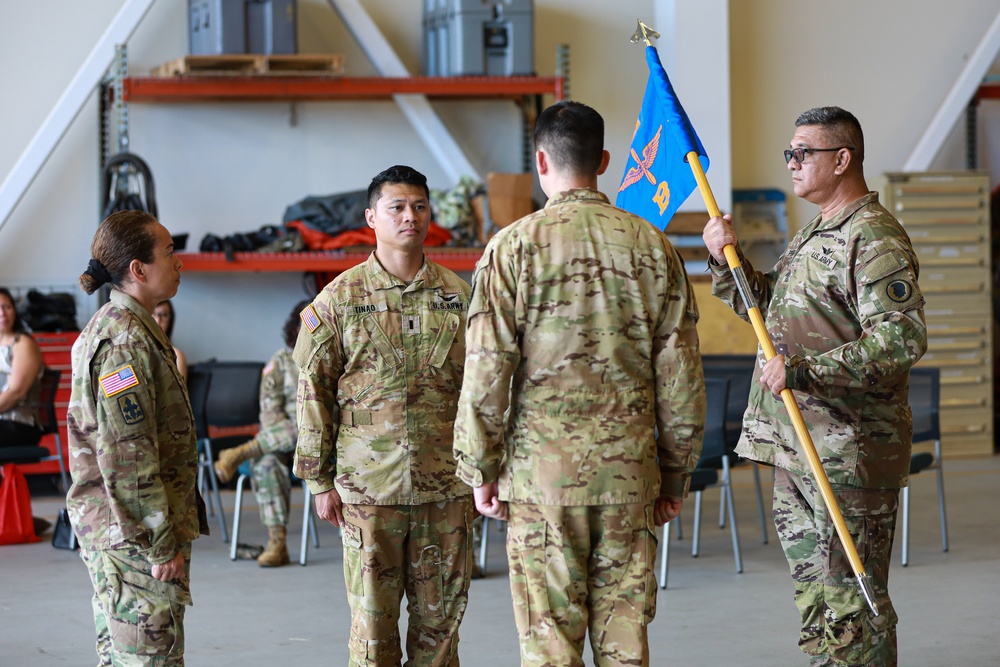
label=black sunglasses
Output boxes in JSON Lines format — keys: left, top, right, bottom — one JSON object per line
{"left": 783, "top": 146, "right": 854, "bottom": 164}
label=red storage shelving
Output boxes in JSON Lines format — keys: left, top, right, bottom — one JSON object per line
{"left": 19, "top": 331, "right": 78, "bottom": 478}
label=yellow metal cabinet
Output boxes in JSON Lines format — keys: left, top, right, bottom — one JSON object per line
{"left": 879, "top": 171, "right": 993, "bottom": 457}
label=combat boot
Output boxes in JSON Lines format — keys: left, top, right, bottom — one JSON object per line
{"left": 213, "top": 439, "right": 263, "bottom": 483}
{"left": 258, "top": 525, "right": 290, "bottom": 567}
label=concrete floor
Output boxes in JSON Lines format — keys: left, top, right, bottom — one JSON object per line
{"left": 3, "top": 455, "right": 998, "bottom": 666}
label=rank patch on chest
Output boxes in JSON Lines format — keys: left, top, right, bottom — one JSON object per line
{"left": 117, "top": 392, "right": 145, "bottom": 425}
{"left": 99, "top": 365, "right": 140, "bottom": 397}
{"left": 404, "top": 315, "right": 421, "bottom": 334}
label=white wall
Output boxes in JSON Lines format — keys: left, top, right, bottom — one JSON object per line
{"left": 2, "top": 0, "right": 999, "bottom": 362}
{"left": 729, "top": 0, "right": 1000, "bottom": 232}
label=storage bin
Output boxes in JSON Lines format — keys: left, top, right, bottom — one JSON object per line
{"left": 189, "top": 0, "right": 297, "bottom": 55}
{"left": 423, "top": 0, "right": 534, "bottom": 76}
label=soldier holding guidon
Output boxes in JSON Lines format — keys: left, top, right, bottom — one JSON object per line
{"left": 703, "top": 106, "right": 927, "bottom": 666}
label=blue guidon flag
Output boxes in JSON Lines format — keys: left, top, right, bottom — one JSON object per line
{"left": 616, "top": 45, "right": 710, "bottom": 230}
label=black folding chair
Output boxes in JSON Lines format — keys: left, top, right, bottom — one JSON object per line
{"left": 188, "top": 369, "right": 229, "bottom": 542}
{"left": 0, "top": 368, "right": 68, "bottom": 491}
{"left": 190, "top": 361, "right": 266, "bottom": 544}
{"left": 902, "top": 366, "right": 948, "bottom": 566}
{"left": 702, "top": 354, "right": 768, "bottom": 544}
{"left": 659, "top": 377, "right": 742, "bottom": 588}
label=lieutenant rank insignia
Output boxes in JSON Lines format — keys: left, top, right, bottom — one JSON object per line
{"left": 100, "top": 365, "right": 140, "bottom": 398}
{"left": 301, "top": 304, "right": 321, "bottom": 333}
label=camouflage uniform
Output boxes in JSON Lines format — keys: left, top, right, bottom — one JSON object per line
{"left": 710, "top": 192, "right": 927, "bottom": 666}
{"left": 453, "top": 189, "right": 705, "bottom": 666}
{"left": 293, "top": 252, "right": 474, "bottom": 667}
{"left": 248, "top": 347, "right": 298, "bottom": 527}
{"left": 67, "top": 290, "right": 208, "bottom": 666}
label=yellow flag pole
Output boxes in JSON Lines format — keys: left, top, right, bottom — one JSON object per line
{"left": 686, "top": 151, "right": 879, "bottom": 616}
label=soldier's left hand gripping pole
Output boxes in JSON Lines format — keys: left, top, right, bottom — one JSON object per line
{"left": 688, "top": 162, "right": 879, "bottom": 616}
{"left": 628, "top": 19, "right": 875, "bottom": 614}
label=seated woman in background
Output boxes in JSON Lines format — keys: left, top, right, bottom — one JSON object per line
{"left": 0, "top": 287, "right": 45, "bottom": 446}
{"left": 152, "top": 299, "right": 188, "bottom": 379}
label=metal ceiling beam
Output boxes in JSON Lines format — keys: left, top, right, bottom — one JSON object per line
{"left": 904, "top": 10, "right": 1000, "bottom": 171}
{"left": 0, "top": 0, "right": 157, "bottom": 234}
{"left": 326, "top": 0, "right": 480, "bottom": 183}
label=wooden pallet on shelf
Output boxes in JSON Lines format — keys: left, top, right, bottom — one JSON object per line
{"left": 151, "top": 53, "right": 346, "bottom": 77}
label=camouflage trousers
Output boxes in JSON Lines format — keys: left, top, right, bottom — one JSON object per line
{"left": 81, "top": 543, "right": 193, "bottom": 667}
{"left": 506, "top": 502, "right": 657, "bottom": 667}
{"left": 341, "top": 497, "right": 474, "bottom": 667}
{"left": 773, "top": 467, "right": 899, "bottom": 667}
{"left": 250, "top": 452, "right": 291, "bottom": 527}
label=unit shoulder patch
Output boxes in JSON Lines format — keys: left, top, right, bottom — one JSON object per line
{"left": 116, "top": 392, "right": 146, "bottom": 425}
{"left": 885, "top": 279, "right": 913, "bottom": 303}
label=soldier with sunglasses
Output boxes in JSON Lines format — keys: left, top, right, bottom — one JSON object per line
{"left": 703, "top": 106, "right": 927, "bottom": 667}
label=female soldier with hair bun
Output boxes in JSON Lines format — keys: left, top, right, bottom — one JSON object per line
{"left": 67, "top": 209, "right": 208, "bottom": 666}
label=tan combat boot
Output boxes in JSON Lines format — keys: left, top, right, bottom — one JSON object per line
{"left": 213, "top": 439, "right": 263, "bottom": 483}
{"left": 258, "top": 525, "right": 290, "bottom": 567}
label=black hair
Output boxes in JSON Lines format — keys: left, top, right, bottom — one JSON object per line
{"left": 367, "top": 165, "right": 430, "bottom": 210}
{"left": 0, "top": 287, "right": 26, "bottom": 334}
{"left": 284, "top": 299, "right": 313, "bottom": 349}
{"left": 795, "top": 106, "right": 865, "bottom": 163}
{"left": 533, "top": 101, "right": 605, "bottom": 177}
{"left": 79, "top": 210, "right": 159, "bottom": 295}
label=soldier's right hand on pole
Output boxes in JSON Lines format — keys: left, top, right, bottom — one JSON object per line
{"left": 702, "top": 214, "right": 737, "bottom": 264}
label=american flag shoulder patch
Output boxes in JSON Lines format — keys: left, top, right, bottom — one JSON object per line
{"left": 301, "top": 304, "right": 321, "bottom": 333}
{"left": 99, "top": 365, "right": 140, "bottom": 397}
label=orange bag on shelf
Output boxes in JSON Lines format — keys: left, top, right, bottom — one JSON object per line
{"left": 0, "top": 464, "right": 42, "bottom": 545}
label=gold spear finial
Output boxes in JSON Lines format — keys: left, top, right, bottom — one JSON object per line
{"left": 630, "top": 20, "right": 660, "bottom": 46}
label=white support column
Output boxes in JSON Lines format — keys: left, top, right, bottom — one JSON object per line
{"left": 655, "top": 0, "right": 732, "bottom": 213}
{"left": 0, "top": 0, "right": 157, "bottom": 233}
{"left": 327, "top": 0, "right": 480, "bottom": 183}
{"left": 904, "top": 10, "right": 1000, "bottom": 171}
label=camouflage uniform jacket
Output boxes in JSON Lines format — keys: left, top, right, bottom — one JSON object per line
{"left": 293, "top": 252, "right": 472, "bottom": 504}
{"left": 711, "top": 192, "right": 927, "bottom": 488}
{"left": 257, "top": 347, "right": 298, "bottom": 454}
{"left": 453, "top": 188, "right": 706, "bottom": 505}
{"left": 67, "top": 290, "right": 206, "bottom": 564}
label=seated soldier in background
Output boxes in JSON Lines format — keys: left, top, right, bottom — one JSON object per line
{"left": 214, "top": 299, "right": 312, "bottom": 567}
